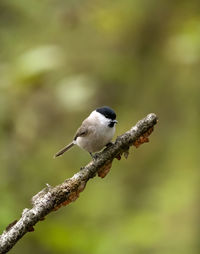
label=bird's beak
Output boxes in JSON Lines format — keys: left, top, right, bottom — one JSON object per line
{"left": 113, "top": 120, "right": 118, "bottom": 124}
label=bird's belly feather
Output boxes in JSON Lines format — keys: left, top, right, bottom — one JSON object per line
{"left": 76, "top": 126, "right": 115, "bottom": 153}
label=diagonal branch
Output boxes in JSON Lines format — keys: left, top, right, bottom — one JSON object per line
{"left": 0, "top": 113, "right": 158, "bottom": 254}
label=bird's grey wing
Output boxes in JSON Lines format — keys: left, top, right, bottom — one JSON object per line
{"left": 73, "top": 119, "right": 96, "bottom": 140}
{"left": 73, "top": 123, "right": 89, "bottom": 140}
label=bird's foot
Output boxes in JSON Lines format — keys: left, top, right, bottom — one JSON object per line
{"left": 106, "top": 142, "right": 114, "bottom": 148}
{"left": 89, "top": 152, "right": 99, "bottom": 160}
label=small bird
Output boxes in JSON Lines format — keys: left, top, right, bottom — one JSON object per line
{"left": 54, "top": 106, "right": 118, "bottom": 158}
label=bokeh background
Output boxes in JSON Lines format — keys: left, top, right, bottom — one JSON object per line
{"left": 0, "top": 0, "right": 199, "bottom": 253}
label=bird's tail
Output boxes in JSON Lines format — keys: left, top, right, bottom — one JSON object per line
{"left": 54, "top": 141, "right": 75, "bottom": 158}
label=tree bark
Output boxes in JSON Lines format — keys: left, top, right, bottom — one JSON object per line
{"left": 0, "top": 113, "right": 158, "bottom": 254}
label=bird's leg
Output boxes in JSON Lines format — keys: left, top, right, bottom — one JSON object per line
{"left": 89, "top": 152, "right": 98, "bottom": 160}
{"left": 106, "top": 142, "right": 114, "bottom": 148}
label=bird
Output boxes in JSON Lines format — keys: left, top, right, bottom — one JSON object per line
{"left": 54, "top": 106, "right": 118, "bottom": 158}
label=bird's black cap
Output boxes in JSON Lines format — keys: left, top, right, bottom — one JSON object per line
{"left": 96, "top": 106, "right": 116, "bottom": 120}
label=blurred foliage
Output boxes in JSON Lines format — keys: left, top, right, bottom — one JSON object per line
{"left": 0, "top": 0, "right": 200, "bottom": 253}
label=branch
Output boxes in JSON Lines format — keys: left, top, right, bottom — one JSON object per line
{"left": 0, "top": 113, "right": 158, "bottom": 254}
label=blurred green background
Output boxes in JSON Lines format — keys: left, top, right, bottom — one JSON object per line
{"left": 0, "top": 0, "right": 199, "bottom": 253}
